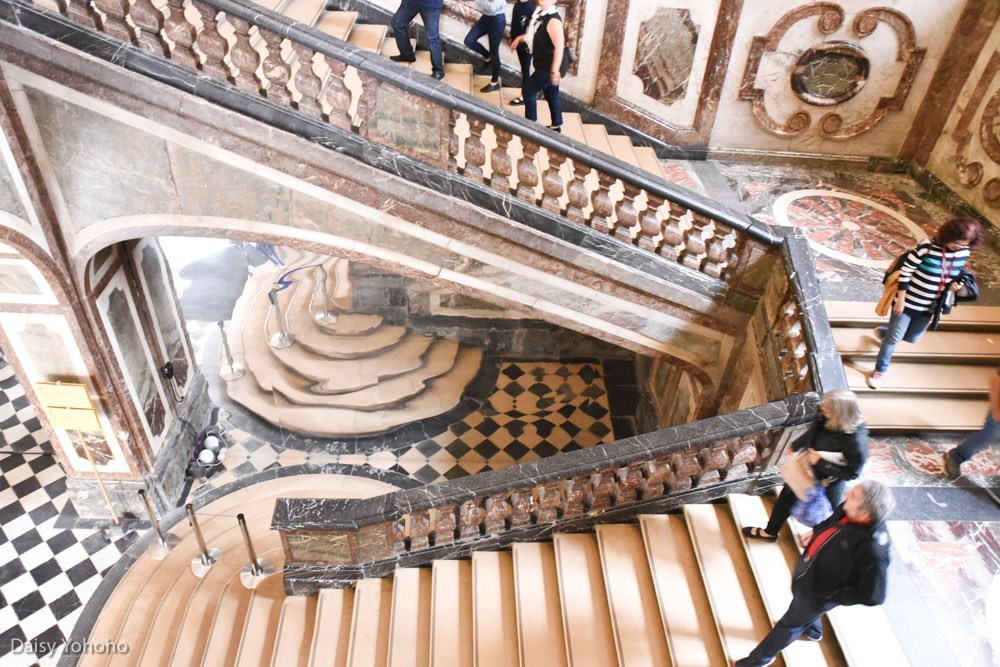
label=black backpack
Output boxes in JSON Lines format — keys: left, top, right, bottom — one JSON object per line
{"left": 882, "top": 239, "right": 931, "bottom": 284}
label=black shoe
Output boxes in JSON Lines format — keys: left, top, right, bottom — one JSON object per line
{"left": 945, "top": 450, "right": 962, "bottom": 479}
{"left": 390, "top": 54, "right": 416, "bottom": 63}
{"left": 509, "top": 96, "right": 525, "bottom": 106}
{"left": 802, "top": 629, "right": 823, "bottom": 642}
{"left": 548, "top": 125, "right": 562, "bottom": 133}
{"left": 480, "top": 81, "right": 500, "bottom": 93}
{"left": 431, "top": 70, "right": 445, "bottom": 80}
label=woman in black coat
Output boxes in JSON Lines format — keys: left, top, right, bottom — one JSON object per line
{"left": 743, "top": 389, "right": 868, "bottom": 542}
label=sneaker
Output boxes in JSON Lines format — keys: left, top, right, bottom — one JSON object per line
{"left": 866, "top": 370, "right": 884, "bottom": 389}
{"left": 945, "top": 450, "right": 962, "bottom": 479}
{"left": 802, "top": 629, "right": 823, "bottom": 642}
{"left": 480, "top": 81, "right": 500, "bottom": 93}
{"left": 431, "top": 70, "right": 445, "bottom": 80}
{"left": 389, "top": 54, "right": 416, "bottom": 63}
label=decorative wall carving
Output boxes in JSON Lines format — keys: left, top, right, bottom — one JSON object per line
{"left": 739, "top": 4, "right": 925, "bottom": 139}
{"left": 633, "top": 8, "right": 698, "bottom": 104}
{"left": 950, "top": 51, "right": 1000, "bottom": 206}
{"left": 791, "top": 41, "right": 869, "bottom": 106}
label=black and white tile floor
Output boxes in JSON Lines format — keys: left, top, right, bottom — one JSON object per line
{"left": 0, "top": 362, "right": 135, "bottom": 665}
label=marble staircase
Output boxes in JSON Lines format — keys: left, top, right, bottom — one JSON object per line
{"left": 78, "top": 487, "right": 910, "bottom": 667}
{"left": 826, "top": 301, "right": 999, "bottom": 430}
{"left": 221, "top": 249, "right": 482, "bottom": 436}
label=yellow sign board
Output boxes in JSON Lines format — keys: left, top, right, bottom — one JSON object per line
{"left": 35, "top": 382, "right": 101, "bottom": 431}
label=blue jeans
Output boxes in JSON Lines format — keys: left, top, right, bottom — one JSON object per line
{"left": 523, "top": 70, "right": 562, "bottom": 127}
{"left": 737, "top": 562, "right": 837, "bottom": 666}
{"left": 953, "top": 412, "right": 1000, "bottom": 464}
{"left": 392, "top": 0, "right": 443, "bottom": 75}
{"left": 874, "top": 308, "right": 932, "bottom": 372}
{"left": 464, "top": 13, "right": 506, "bottom": 81}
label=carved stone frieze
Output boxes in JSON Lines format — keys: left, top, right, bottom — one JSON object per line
{"left": 950, "top": 51, "right": 1000, "bottom": 203}
{"left": 739, "top": 4, "right": 926, "bottom": 140}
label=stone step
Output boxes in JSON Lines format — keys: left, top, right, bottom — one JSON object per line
{"left": 595, "top": 524, "right": 671, "bottom": 667}
{"left": 315, "top": 9, "right": 357, "bottom": 41}
{"left": 633, "top": 146, "right": 666, "bottom": 180}
{"left": 471, "top": 551, "right": 519, "bottom": 667}
{"left": 388, "top": 568, "right": 432, "bottom": 667}
{"left": 472, "top": 74, "right": 503, "bottom": 105}
{"left": 511, "top": 542, "right": 568, "bottom": 667}
{"left": 347, "top": 23, "right": 388, "bottom": 54}
{"left": 552, "top": 533, "right": 617, "bottom": 667}
{"left": 271, "top": 596, "right": 318, "bottom": 667}
{"left": 607, "top": 134, "right": 641, "bottom": 171}
{"left": 858, "top": 395, "right": 987, "bottom": 431}
{"left": 283, "top": 0, "right": 328, "bottom": 26}
{"left": 289, "top": 264, "right": 383, "bottom": 335}
{"left": 684, "top": 504, "right": 772, "bottom": 665}
{"left": 347, "top": 579, "right": 394, "bottom": 667}
{"left": 833, "top": 327, "right": 1000, "bottom": 362}
{"left": 844, "top": 360, "right": 993, "bottom": 395}
{"left": 639, "top": 514, "right": 726, "bottom": 667}
{"left": 234, "top": 573, "right": 286, "bottom": 667}
{"left": 826, "top": 301, "right": 1000, "bottom": 332}
{"left": 429, "top": 559, "right": 473, "bottom": 667}
{"left": 728, "top": 495, "right": 832, "bottom": 667}
{"left": 308, "top": 588, "right": 355, "bottom": 667}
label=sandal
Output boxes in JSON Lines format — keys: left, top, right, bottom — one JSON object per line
{"left": 510, "top": 96, "right": 525, "bottom": 106}
{"left": 548, "top": 125, "right": 562, "bottom": 133}
{"left": 742, "top": 526, "right": 778, "bottom": 543}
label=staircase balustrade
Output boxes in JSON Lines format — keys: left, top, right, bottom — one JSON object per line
{"left": 272, "top": 394, "right": 819, "bottom": 593}
{"left": 1, "top": 0, "right": 780, "bottom": 286}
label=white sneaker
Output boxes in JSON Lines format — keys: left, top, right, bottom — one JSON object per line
{"left": 866, "top": 371, "right": 884, "bottom": 389}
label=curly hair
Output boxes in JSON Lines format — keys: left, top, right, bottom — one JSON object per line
{"left": 935, "top": 217, "right": 984, "bottom": 248}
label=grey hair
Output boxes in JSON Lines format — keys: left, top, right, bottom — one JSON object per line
{"left": 857, "top": 479, "right": 895, "bottom": 522}
{"left": 822, "top": 389, "right": 864, "bottom": 434}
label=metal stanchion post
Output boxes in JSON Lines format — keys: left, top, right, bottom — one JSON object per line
{"left": 267, "top": 288, "right": 295, "bottom": 349}
{"left": 237, "top": 513, "right": 275, "bottom": 588}
{"left": 313, "top": 266, "right": 338, "bottom": 325}
{"left": 186, "top": 503, "right": 222, "bottom": 578}
{"left": 139, "top": 489, "right": 179, "bottom": 560}
{"left": 217, "top": 320, "right": 245, "bottom": 381}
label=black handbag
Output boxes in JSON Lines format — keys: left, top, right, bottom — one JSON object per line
{"left": 930, "top": 269, "right": 978, "bottom": 330}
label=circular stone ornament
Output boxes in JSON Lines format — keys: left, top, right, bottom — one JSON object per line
{"left": 792, "top": 41, "right": 870, "bottom": 106}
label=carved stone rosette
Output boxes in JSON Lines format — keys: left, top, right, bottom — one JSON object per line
{"left": 739, "top": 4, "right": 926, "bottom": 139}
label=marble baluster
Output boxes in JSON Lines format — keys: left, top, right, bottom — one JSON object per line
{"left": 259, "top": 29, "right": 293, "bottom": 106}
{"left": 670, "top": 450, "right": 700, "bottom": 491}
{"left": 658, "top": 202, "right": 688, "bottom": 262}
{"left": 590, "top": 172, "right": 616, "bottom": 234}
{"left": 589, "top": 470, "right": 616, "bottom": 511}
{"left": 464, "top": 117, "right": 487, "bottom": 183}
{"left": 563, "top": 475, "right": 589, "bottom": 517}
{"left": 540, "top": 151, "right": 567, "bottom": 215}
{"left": 392, "top": 519, "right": 406, "bottom": 554}
{"left": 615, "top": 463, "right": 644, "bottom": 504}
{"left": 434, "top": 504, "right": 457, "bottom": 544}
{"left": 448, "top": 110, "right": 461, "bottom": 172}
{"left": 355, "top": 72, "right": 377, "bottom": 134}
{"left": 613, "top": 183, "right": 642, "bottom": 244}
{"left": 291, "top": 44, "right": 323, "bottom": 118}
{"left": 92, "top": 0, "right": 134, "bottom": 43}
{"left": 535, "top": 481, "right": 562, "bottom": 523}
{"left": 228, "top": 16, "right": 263, "bottom": 95}
{"left": 680, "top": 212, "right": 710, "bottom": 272}
{"left": 409, "top": 510, "right": 431, "bottom": 550}
{"left": 565, "top": 160, "right": 592, "bottom": 225}
{"left": 459, "top": 500, "right": 483, "bottom": 539}
{"left": 641, "top": 457, "right": 672, "bottom": 499}
{"left": 509, "top": 489, "right": 534, "bottom": 528}
{"left": 702, "top": 225, "right": 730, "bottom": 279}
{"left": 636, "top": 193, "right": 665, "bottom": 253}
{"left": 484, "top": 493, "right": 511, "bottom": 533}
{"left": 192, "top": 2, "right": 232, "bottom": 83}
{"left": 699, "top": 443, "right": 728, "bottom": 484}
{"left": 489, "top": 126, "right": 514, "bottom": 194}
{"left": 163, "top": 0, "right": 199, "bottom": 70}
{"left": 323, "top": 56, "right": 353, "bottom": 130}
{"left": 515, "top": 140, "right": 541, "bottom": 204}
{"left": 65, "top": 0, "right": 101, "bottom": 29}
{"left": 129, "top": 0, "right": 169, "bottom": 57}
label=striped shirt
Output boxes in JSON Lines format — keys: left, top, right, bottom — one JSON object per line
{"left": 897, "top": 242, "right": 970, "bottom": 312}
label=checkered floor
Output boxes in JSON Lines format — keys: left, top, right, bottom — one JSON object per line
{"left": 0, "top": 362, "right": 136, "bottom": 665}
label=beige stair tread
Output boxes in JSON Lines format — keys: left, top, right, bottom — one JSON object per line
{"left": 309, "top": 588, "right": 355, "bottom": 667}
{"left": 471, "top": 552, "right": 519, "bottom": 667}
{"left": 552, "top": 534, "right": 617, "bottom": 667}
{"left": 227, "top": 348, "right": 482, "bottom": 436}
{"left": 633, "top": 146, "right": 666, "bottom": 179}
{"left": 413, "top": 51, "right": 434, "bottom": 76}
{"left": 581, "top": 124, "right": 613, "bottom": 156}
{"left": 388, "top": 568, "right": 432, "bottom": 667}
{"left": 858, "top": 395, "right": 987, "bottom": 430}
{"left": 728, "top": 495, "right": 830, "bottom": 667}
{"left": 784, "top": 521, "right": 908, "bottom": 667}
{"left": 511, "top": 543, "right": 568, "bottom": 667}
{"left": 833, "top": 328, "right": 1000, "bottom": 360}
{"left": 594, "top": 525, "right": 671, "bottom": 667}
{"left": 844, "top": 361, "right": 993, "bottom": 394}
{"left": 314, "top": 313, "right": 385, "bottom": 337}
{"left": 282, "top": 0, "right": 328, "bottom": 26}
{"left": 292, "top": 320, "right": 408, "bottom": 359}
{"left": 561, "top": 113, "right": 586, "bottom": 144}
{"left": 272, "top": 334, "right": 435, "bottom": 393}
{"left": 331, "top": 257, "right": 353, "bottom": 310}
{"left": 444, "top": 64, "right": 473, "bottom": 94}
{"left": 639, "top": 515, "right": 727, "bottom": 667}
{"left": 348, "top": 579, "right": 393, "bottom": 667}
{"left": 199, "top": 580, "right": 256, "bottom": 667}
{"left": 234, "top": 573, "right": 287, "bottom": 667}
{"left": 315, "top": 10, "right": 357, "bottom": 40}
{"left": 684, "top": 504, "right": 773, "bottom": 665}
{"left": 607, "top": 134, "right": 641, "bottom": 169}
{"left": 826, "top": 301, "right": 1000, "bottom": 328}
{"left": 430, "top": 559, "right": 473, "bottom": 667}
{"left": 271, "top": 596, "right": 318, "bottom": 667}
{"left": 347, "top": 23, "right": 388, "bottom": 53}
{"left": 276, "top": 340, "right": 459, "bottom": 409}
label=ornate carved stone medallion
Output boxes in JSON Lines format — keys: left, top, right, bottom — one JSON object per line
{"left": 791, "top": 41, "right": 869, "bottom": 106}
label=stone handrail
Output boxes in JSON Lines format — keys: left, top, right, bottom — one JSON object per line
{"left": 274, "top": 394, "right": 818, "bottom": 592}
{"left": 2, "top": 0, "right": 781, "bottom": 286}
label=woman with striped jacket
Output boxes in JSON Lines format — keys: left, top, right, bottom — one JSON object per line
{"left": 868, "top": 217, "right": 984, "bottom": 389}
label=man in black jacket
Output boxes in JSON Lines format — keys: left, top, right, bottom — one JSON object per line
{"left": 735, "top": 479, "right": 895, "bottom": 667}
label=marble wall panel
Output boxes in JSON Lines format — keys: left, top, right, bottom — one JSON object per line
{"left": 712, "top": 0, "right": 964, "bottom": 156}
{"left": 0, "top": 148, "right": 26, "bottom": 222}
{"left": 0, "top": 257, "right": 56, "bottom": 305}
{"left": 134, "top": 240, "right": 193, "bottom": 388}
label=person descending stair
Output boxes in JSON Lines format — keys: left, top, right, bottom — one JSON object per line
{"left": 508, "top": 0, "right": 535, "bottom": 106}
{"left": 735, "top": 480, "right": 895, "bottom": 667}
{"left": 390, "top": 0, "right": 445, "bottom": 80}
{"left": 512, "top": 0, "right": 565, "bottom": 133}
{"left": 946, "top": 366, "right": 1000, "bottom": 478}
{"left": 868, "top": 217, "right": 983, "bottom": 389}
{"left": 464, "top": 0, "right": 506, "bottom": 93}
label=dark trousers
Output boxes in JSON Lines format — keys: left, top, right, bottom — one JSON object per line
{"left": 738, "top": 564, "right": 837, "bottom": 666}
{"left": 515, "top": 42, "right": 531, "bottom": 86}
{"left": 464, "top": 13, "right": 506, "bottom": 81}
{"left": 523, "top": 69, "right": 562, "bottom": 127}
{"left": 391, "top": 0, "right": 443, "bottom": 75}
{"left": 765, "top": 481, "right": 845, "bottom": 535}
